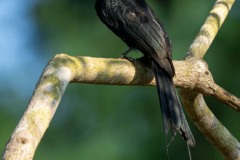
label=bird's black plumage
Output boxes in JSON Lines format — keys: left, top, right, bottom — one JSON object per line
{"left": 95, "top": 0, "right": 195, "bottom": 147}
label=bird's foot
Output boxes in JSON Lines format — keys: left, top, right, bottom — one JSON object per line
{"left": 120, "top": 54, "right": 135, "bottom": 62}
{"left": 120, "top": 48, "right": 135, "bottom": 62}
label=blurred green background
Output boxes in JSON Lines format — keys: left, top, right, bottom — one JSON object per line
{"left": 1, "top": 0, "right": 240, "bottom": 159}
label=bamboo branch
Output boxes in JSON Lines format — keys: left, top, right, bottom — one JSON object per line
{"left": 185, "top": 0, "right": 235, "bottom": 59}
{"left": 2, "top": 56, "right": 73, "bottom": 160}
{"left": 2, "top": 54, "right": 240, "bottom": 159}
{"left": 180, "top": 91, "right": 240, "bottom": 160}
{"left": 180, "top": 0, "right": 240, "bottom": 159}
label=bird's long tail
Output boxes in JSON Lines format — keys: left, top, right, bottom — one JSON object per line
{"left": 153, "top": 62, "right": 195, "bottom": 147}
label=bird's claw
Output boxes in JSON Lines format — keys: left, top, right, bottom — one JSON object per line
{"left": 120, "top": 54, "right": 135, "bottom": 62}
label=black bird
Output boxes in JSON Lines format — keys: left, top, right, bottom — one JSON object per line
{"left": 95, "top": 0, "right": 195, "bottom": 147}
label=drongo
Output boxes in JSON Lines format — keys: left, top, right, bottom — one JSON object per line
{"left": 95, "top": 0, "right": 195, "bottom": 147}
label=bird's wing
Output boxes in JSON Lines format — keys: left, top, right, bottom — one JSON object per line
{"left": 114, "top": 2, "right": 175, "bottom": 77}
